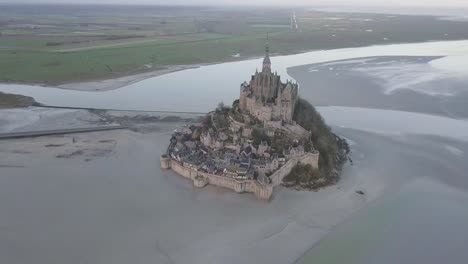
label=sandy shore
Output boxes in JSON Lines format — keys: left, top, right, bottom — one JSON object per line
{"left": 0, "top": 65, "right": 200, "bottom": 93}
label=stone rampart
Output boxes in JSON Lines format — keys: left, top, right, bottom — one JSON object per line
{"left": 167, "top": 160, "right": 273, "bottom": 200}
{"left": 285, "top": 124, "right": 311, "bottom": 139}
{"left": 270, "top": 152, "right": 319, "bottom": 186}
{"left": 160, "top": 155, "right": 171, "bottom": 169}
{"left": 161, "top": 152, "right": 318, "bottom": 200}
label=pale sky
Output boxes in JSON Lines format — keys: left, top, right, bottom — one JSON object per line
{"left": 1, "top": 0, "right": 468, "bottom": 7}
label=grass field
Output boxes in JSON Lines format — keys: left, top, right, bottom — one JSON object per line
{"left": 1, "top": 4, "right": 468, "bottom": 84}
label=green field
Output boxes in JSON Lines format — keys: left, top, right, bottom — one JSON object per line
{"left": 1, "top": 4, "right": 468, "bottom": 84}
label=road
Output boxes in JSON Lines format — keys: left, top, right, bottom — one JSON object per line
{"left": 0, "top": 125, "right": 127, "bottom": 139}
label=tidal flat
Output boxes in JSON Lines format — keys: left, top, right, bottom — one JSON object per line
{"left": 1, "top": 117, "right": 468, "bottom": 264}
{"left": 289, "top": 56, "right": 468, "bottom": 118}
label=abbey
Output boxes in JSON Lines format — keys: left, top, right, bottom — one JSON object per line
{"left": 239, "top": 42, "right": 298, "bottom": 122}
{"left": 162, "top": 41, "right": 323, "bottom": 200}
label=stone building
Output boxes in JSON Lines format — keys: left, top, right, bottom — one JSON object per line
{"left": 239, "top": 41, "right": 298, "bottom": 123}
{"left": 257, "top": 141, "right": 269, "bottom": 156}
{"left": 200, "top": 130, "right": 213, "bottom": 148}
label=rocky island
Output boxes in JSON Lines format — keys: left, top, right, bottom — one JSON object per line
{"left": 161, "top": 42, "right": 348, "bottom": 200}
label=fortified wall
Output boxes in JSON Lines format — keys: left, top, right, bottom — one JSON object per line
{"left": 160, "top": 151, "right": 319, "bottom": 200}
{"left": 270, "top": 152, "right": 319, "bottom": 186}
{"left": 161, "top": 155, "right": 273, "bottom": 200}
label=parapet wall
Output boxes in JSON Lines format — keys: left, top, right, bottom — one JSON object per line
{"left": 162, "top": 152, "right": 318, "bottom": 200}
{"left": 168, "top": 160, "right": 273, "bottom": 200}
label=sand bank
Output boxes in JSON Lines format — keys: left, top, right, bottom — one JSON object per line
{"left": 56, "top": 65, "right": 200, "bottom": 92}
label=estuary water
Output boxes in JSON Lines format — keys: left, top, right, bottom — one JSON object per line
{"left": 1, "top": 40, "right": 468, "bottom": 112}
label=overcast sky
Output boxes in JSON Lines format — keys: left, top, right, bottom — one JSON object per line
{"left": 1, "top": 0, "right": 468, "bottom": 7}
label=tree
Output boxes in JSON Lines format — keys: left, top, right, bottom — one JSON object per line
{"left": 251, "top": 128, "right": 270, "bottom": 146}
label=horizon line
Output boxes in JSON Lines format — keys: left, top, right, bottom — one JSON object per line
{"left": 1, "top": 2, "right": 468, "bottom": 9}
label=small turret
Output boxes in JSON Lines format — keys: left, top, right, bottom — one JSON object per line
{"left": 160, "top": 154, "right": 171, "bottom": 169}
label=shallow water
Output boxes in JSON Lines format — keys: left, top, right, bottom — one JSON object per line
{"left": 316, "top": 106, "right": 468, "bottom": 142}
{"left": 290, "top": 56, "right": 468, "bottom": 118}
{"left": 1, "top": 40, "right": 468, "bottom": 112}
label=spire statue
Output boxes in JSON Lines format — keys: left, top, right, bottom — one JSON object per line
{"left": 262, "top": 33, "right": 271, "bottom": 72}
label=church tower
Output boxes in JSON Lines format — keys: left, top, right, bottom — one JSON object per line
{"left": 239, "top": 38, "right": 298, "bottom": 122}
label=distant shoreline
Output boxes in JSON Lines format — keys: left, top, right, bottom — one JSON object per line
{"left": 311, "top": 6, "right": 468, "bottom": 20}
{"left": 0, "top": 65, "right": 201, "bottom": 92}
{"left": 2, "top": 5, "right": 468, "bottom": 87}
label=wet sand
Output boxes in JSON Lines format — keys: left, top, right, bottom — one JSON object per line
{"left": 298, "top": 177, "right": 468, "bottom": 264}
{"left": 0, "top": 107, "right": 110, "bottom": 133}
{"left": 288, "top": 57, "right": 468, "bottom": 263}
{"left": 1, "top": 117, "right": 467, "bottom": 264}
{"left": 289, "top": 56, "right": 468, "bottom": 118}
{"left": 56, "top": 65, "right": 200, "bottom": 92}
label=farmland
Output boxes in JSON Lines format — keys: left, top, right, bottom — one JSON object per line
{"left": 1, "top": 4, "right": 468, "bottom": 84}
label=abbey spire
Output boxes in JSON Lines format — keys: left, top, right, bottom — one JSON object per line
{"left": 262, "top": 34, "right": 271, "bottom": 72}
